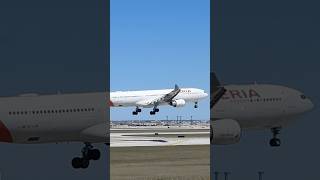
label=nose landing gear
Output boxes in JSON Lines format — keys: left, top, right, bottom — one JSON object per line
{"left": 71, "top": 142, "right": 101, "bottom": 169}
{"left": 194, "top": 102, "right": 198, "bottom": 108}
{"left": 269, "top": 127, "right": 281, "bottom": 147}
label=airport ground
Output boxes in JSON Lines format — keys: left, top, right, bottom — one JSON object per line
{"left": 110, "top": 145, "right": 210, "bottom": 180}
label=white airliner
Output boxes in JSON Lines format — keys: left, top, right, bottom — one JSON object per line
{"left": 0, "top": 92, "right": 108, "bottom": 169}
{"left": 0, "top": 85, "right": 207, "bottom": 169}
{"left": 211, "top": 72, "right": 314, "bottom": 147}
{"left": 110, "top": 85, "right": 208, "bottom": 115}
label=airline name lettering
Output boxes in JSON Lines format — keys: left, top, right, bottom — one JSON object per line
{"left": 222, "top": 89, "right": 261, "bottom": 99}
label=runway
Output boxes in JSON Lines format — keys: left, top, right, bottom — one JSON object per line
{"left": 110, "top": 126, "right": 210, "bottom": 147}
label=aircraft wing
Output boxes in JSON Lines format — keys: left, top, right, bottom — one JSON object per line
{"left": 136, "top": 84, "right": 181, "bottom": 107}
{"left": 211, "top": 72, "right": 226, "bottom": 108}
{"left": 162, "top": 84, "right": 181, "bottom": 102}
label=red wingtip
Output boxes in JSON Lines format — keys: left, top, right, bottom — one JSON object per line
{"left": 109, "top": 100, "right": 114, "bottom": 107}
{"left": 0, "top": 121, "right": 12, "bottom": 143}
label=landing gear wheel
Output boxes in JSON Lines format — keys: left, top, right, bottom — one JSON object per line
{"left": 80, "top": 159, "right": 90, "bottom": 169}
{"left": 88, "top": 149, "right": 101, "bottom": 160}
{"left": 194, "top": 102, "right": 198, "bottom": 108}
{"left": 71, "top": 143, "right": 100, "bottom": 169}
{"left": 132, "top": 111, "right": 138, "bottom": 115}
{"left": 72, "top": 157, "right": 82, "bottom": 169}
{"left": 269, "top": 138, "right": 281, "bottom": 147}
{"left": 150, "top": 111, "right": 156, "bottom": 115}
{"left": 269, "top": 127, "right": 281, "bottom": 147}
{"left": 137, "top": 108, "right": 142, "bottom": 112}
{"left": 154, "top": 108, "right": 159, "bottom": 112}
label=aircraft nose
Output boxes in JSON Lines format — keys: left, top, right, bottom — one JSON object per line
{"left": 203, "top": 92, "right": 208, "bottom": 98}
{"left": 306, "top": 99, "right": 315, "bottom": 111}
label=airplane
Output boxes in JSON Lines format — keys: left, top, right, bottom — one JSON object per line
{"left": 210, "top": 72, "right": 314, "bottom": 147}
{"left": 0, "top": 86, "right": 207, "bottom": 169}
{"left": 110, "top": 85, "right": 208, "bottom": 115}
{"left": 0, "top": 92, "right": 108, "bottom": 169}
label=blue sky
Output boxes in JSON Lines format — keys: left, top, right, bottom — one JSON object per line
{"left": 213, "top": 0, "right": 320, "bottom": 179}
{"left": 110, "top": 0, "right": 210, "bottom": 120}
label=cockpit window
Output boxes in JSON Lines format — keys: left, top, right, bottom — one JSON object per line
{"left": 300, "top": 95, "right": 307, "bottom": 99}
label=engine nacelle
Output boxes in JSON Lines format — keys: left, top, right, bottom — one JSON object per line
{"left": 170, "top": 99, "right": 186, "bottom": 107}
{"left": 211, "top": 119, "right": 241, "bottom": 145}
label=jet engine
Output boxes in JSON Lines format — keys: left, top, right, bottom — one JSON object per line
{"left": 170, "top": 99, "right": 186, "bottom": 107}
{"left": 211, "top": 119, "right": 241, "bottom": 145}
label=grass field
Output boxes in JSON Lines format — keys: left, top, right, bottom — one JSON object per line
{"left": 110, "top": 145, "right": 210, "bottom": 180}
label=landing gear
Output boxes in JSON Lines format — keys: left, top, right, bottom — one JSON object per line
{"left": 150, "top": 107, "right": 159, "bottom": 115}
{"left": 194, "top": 102, "right": 198, "bottom": 108}
{"left": 71, "top": 142, "right": 101, "bottom": 169}
{"left": 269, "top": 127, "right": 281, "bottom": 147}
{"left": 72, "top": 157, "right": 89, "bottom": 169}
{"left": 150, "top": 111, "right": 156, "bottom": 115}
{"left": 132, "top": 107, "right": 142, "bottom": 115}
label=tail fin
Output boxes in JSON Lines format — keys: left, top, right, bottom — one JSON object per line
{"left": 211, "top": 72, "right": 226, "bottom": 108}
{"left": 211, "top": 72, "right": 221, "bottom": 94}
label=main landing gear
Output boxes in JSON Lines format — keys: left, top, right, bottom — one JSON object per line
{"left": 150, "top": 107, "right": 159, "bottom": 115}
{"left": 71, "top": 142, "right": 101, "bottom": 169}
{"left": 132, "top": 106, "right": 142, "bottom": 115}
{"left": 269, "top": 127, "right": 281, "bottom": 147}
{"left": 194, "top": 102, "right": 198, "bottom": 108}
